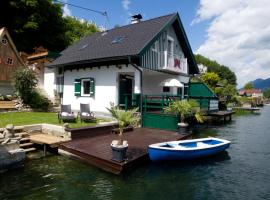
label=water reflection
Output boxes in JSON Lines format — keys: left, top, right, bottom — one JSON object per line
{"left": 90, "top": 177, "right": 113, "bottom": 200}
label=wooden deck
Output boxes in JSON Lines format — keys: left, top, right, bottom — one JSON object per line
{"left": 60, "top": 128, "right": 191, "bottom": 174}
{"left": 206, "top": 110, "right": 235, "bottom": 122}
{"left": 29, "top": 133, "right": 70, "bottom": 155}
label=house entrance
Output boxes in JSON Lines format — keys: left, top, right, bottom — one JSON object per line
{"left": 118, "top": 74, "right": 133, "bottom": 107}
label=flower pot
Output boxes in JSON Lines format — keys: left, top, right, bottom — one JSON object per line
{"left": 111, "top": 143, "right": 128, "bottom": 162}
{"left": 178, "top": 123, "right": 189, "bottom": 134}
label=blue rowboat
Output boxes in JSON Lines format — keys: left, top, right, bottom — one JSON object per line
{"left": 148, "top": 137, "right": 231, "bottom": 161}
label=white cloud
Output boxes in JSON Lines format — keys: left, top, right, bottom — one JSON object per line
{"left": 122, "top": 0, "right": 131, "bottom": 11}
{"left": 194, "top": 0, "right": 270, "bottom": 87}
{"left": 62, "top": 0, "right": 72, "bottom": 17}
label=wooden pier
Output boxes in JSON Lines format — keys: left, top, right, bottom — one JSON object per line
{"left": 60, "top": 126, "right": 191, "bottom": 174}
{"left": 206, "top": 110, "right": 235, "bottom": 123}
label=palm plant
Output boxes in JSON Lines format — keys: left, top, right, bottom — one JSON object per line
{"left": 107, "top": 104, "right": 139, "bottom": 146}
{"left": 165, "top": 99, "right": 204, "bottom": 124}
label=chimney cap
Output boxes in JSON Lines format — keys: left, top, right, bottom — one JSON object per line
{"left": 131, "top": 14, "right": 142, "bottom": 20}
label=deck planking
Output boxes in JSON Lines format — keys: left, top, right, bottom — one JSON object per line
{"left": 60, "top": 128, "right": 191, "bottom": 174}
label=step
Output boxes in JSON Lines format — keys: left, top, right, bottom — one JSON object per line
{"left": 24, "top": 147, "right": 36, "bottom": 153}
{"left": 15, "top": 132, "right": 29, "bottom": 137}
{"left": 20, "top": 137, "right": 30, "bottom": 142}
{"left": 20, "top": 142, "right": 34, "bottom": 148}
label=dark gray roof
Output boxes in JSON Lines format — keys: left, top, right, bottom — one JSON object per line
{"left": 49, "top": 13, "right": 176, "bottom": 66}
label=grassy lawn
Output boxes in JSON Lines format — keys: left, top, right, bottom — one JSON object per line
{"left": 0, "top": 112, "right": 107, "bottom": 128}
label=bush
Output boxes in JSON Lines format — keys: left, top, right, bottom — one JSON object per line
{"left": 12, "top": 67, "right": 50, "bottom": 111}
{"left": 28, "top": 91, "right": 50, "bottom": 111}
{"left": 12, "top": 67, "right": 38, "bottom": 104}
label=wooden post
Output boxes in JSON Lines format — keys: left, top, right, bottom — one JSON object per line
{"left": 43, "top": 144, "right": 47, "bottom": 156}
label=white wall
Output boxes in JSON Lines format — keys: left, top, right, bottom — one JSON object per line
{"left": 44, "top": 67, "right": 56, "bottom": 101}
{"left": 142, "top": 69, "right": 189, "bottom": 95}
{"left": 63, "top": 64, "right": 136, "bottom": 113}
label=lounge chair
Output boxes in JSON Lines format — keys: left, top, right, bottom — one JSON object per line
{"left": 58, "top": 104, "right": 76, "bottom": 123}
{"left": 79, "top": 103, "right": 95, "bottom": 122}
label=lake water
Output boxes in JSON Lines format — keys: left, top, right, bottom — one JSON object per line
{"left": 1, "top": 107, "right": 270, "bottom": 200}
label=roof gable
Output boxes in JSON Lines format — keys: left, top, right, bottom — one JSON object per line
{"left": 0, "top": 27, "right": 25, "bottom": 66}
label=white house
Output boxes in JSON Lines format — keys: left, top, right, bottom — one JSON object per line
{"left": 45, "top": 13, "right": 199, "bottom": 115}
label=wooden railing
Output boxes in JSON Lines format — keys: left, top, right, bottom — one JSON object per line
{"left": 143, "top": 94, "right": 182, "bottom": 113}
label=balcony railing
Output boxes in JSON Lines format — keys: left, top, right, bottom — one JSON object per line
{"left": 161, "top": 51, "right": 188, "bottom": 74}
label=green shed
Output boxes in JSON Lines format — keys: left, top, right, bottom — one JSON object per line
{"left": 188, "top": 82, "right": 218, "bottom": 111}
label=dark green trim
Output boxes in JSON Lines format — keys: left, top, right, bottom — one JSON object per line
{"left": 139, "top": 13, "right": 199, "bottom": 75}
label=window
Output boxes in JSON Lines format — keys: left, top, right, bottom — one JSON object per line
{"left": 111, "top": 36, "right": 124, "bottom": 44}
{"left": 78, "top": 44, "right": 89, "bottom": 50}
{"left": 1, "top": 38, "right": 7, "bottom": 45}
{"left": 151, "top": 40, "right": 158, "bottom": 52}
{"left": 81, "top": 79, "right": 91, "bottom": 96}
{"left": 163, "top": 86, "right": 170, "bottom": 93}
{"left": 6, "top": 57, "right": 13, "bottom": 65}
{"left": 74, "top": 78, "right": 95, "bottom": 97}
{"left": 167, "top": 36, "right": 174, "bottom": 55}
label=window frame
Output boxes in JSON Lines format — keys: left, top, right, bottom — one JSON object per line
{"left": 151, "top": 40, "right": 159, "bottom": 52}
{"left": 1, "top": 38, "right": 8, "bottom": 45}
{"left": 6, "top": 57, "right": 13, "bottom": 65}
{"left": 81, "top": 78, "right": 91, "bottom": 97}
{"left": 167, "top": 35, "right": 174, "bottom": 55}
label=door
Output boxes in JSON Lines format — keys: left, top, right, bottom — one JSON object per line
{"left": 119, "top": 75, "right": 133, "bottom": 107}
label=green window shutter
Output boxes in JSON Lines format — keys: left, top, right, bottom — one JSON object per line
{"left": 90, "top": 78, "right": 95, "bottom": 97}
{"left": 74, "top": 79, "right": 81, "bottom": 96}
{"left": 184, "top": 83, "right": 189, "bottom": 98}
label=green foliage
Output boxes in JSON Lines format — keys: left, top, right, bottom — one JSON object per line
{"left": 12, "top": 67, "right": 50, "bottom": 110}
{"left": 195, "top": 54, "right": 238, "bottom": 104}
{"left": 64, "top": 16, "right": 99, "bottom": 44}
{"left": 164, "top": 100, "right": 204, "bottom": 123}
{"left": 107, "top": 104, "right": 140, "bottom": 145}
{"left": 195, "top": 54, "right": 237, "bottom": 85}
{"left": 0, "top": 0, "right": 99, "bottom": 52}
{"left": 12, "top": 67, "right": 38, "bottom": 103}
{"left": 201, "top": 72, "right": 220, "bottom": 90}
{"left": 263, "top": 88, "right": 270, "bottom": 98}
{"left": 243, "top": 82, "right": 254, "bottom": 90}
{"left": 28, "top": 91, "right": 50, "bottom": 111}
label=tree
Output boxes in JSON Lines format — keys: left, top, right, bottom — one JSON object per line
{"left": 107, "top": 105, "right": 139, "bottom": 146}
{"left": 0, "top": 0, "right": 69, "bottom": 52}
{"left": 0, "top": 0, "right": 99, "bottom": 52}
{"left": 201, "top": 72, "right": 220, "bottom": 90}
{"left": 165, "top": 100, "right": 204, "bottom": 124}
{"left": 64, "top": 17, "right": 99, "bottom": 44}
{"left": 243, "top": 82, "right": 254, "bottom": 90}
{"left": 195, "top": 54, "right": 237, "bottom": 85}
{"left": 12, "top": 67, "right": 38, "bottom": 103}
{"left": 263, "top": 88, "right": 270, "bottom": 98}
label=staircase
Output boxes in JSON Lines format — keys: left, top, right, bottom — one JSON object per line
{"left": 15, "top": 132, "right": 36, "bottom": 153}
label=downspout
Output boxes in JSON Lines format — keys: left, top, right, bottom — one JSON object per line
{"left": 128, "top": 57, "right": 143, "bottom": 126}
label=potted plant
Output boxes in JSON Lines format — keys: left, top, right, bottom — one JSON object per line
{"left": 165, "top": 99, "right": 204, "bottom": 134}
{"left": 107, "top": 105, "right": 139, "bottom": 162}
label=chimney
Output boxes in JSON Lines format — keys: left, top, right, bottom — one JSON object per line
{"left": 131, "top": 14, "right": 142, "bottom": 24}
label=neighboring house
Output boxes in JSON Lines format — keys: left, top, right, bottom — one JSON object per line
{"left": 238, "top": 89, "right": 263, "bottom": 98}
{"left": 198, "top": 64, "right": 207, "bottom": 74}
{"left": 26, "top": 46, "right": 59, "bottom": 90}
{"left": 0, "top": 27, "right": 25, "bottom": 95}
{"left": 45, "top": 13, "right": 199, "bottom": 115}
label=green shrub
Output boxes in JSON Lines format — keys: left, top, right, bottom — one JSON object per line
{"left": 28, "top": 91, "right": 50, "bottom": 111}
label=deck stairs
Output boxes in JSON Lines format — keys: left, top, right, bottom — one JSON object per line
{"left": 15, "top": 130, "right": 36, "bottom": 153}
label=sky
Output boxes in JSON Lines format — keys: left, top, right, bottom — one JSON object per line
{"left": 61, "top": 0, "right": 270, "bottom": 87}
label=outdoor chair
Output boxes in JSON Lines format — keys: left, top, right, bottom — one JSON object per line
{"left": 58, "top": 104, "right": 77, "bottom": 123}
{"left": 79, "top": 103, "right": 95, "bottom": 122}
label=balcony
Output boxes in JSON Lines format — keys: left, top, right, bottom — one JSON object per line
{"left": 160, "top": 51, "right": 188, "bottom": 74}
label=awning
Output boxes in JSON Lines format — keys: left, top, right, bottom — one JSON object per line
{"left": 159, "top": 78, "right": 184, "bottom": 87}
